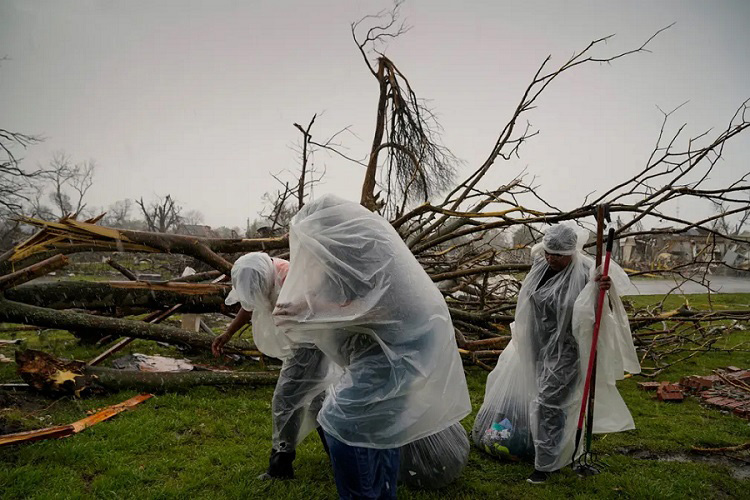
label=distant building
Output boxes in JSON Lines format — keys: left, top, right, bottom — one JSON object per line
{"left": 616, "top": 227, "right": 750, "bottom": 272}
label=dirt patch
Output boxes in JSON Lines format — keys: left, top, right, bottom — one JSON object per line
{"left": 0, "top": 389, "right": 62, "bottom": 435}
{"left": 618, "top": 447, "right": 750, "bottom": 480}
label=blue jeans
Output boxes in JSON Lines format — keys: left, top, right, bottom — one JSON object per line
{"left": 324, "top": 432, "right": 399, "bottom": 500}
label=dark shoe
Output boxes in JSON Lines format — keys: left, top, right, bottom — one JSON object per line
{"left": 526, "top": 469, "right": 551, "bottom": 484}
{"left": 265, "top": 449, "right": 296, "bottom": 479}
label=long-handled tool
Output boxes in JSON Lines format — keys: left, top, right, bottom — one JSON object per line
{"left": 580, "top": 205, "right": 611, "bottom": 473}
{"left": 572, "top": 224, "right": 615, "bottom": 475}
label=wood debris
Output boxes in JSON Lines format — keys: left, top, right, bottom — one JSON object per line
{"left": 0, "top": 393, "right": 152, "bottom": 447}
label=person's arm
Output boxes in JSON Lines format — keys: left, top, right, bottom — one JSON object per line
{"left": 212, "top": 307, "right": 252, "bottom": 357}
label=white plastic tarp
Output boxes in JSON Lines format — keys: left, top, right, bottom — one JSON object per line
{"left": 274, "top": 194, "right": 472, "bottom": 449}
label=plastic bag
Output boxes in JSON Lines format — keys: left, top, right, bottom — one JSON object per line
{"left": 274, "top": 194, "right": 471, "bottom": 449}
{"left": 399, "top": 422, "right": 470, "bottom": 489}
{"left": 471, "top": 339, "right": 536, "bottom": 461}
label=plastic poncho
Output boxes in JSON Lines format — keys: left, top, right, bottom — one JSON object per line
{"left": 274, "top": 194, "right": 471, "bottom": 450}
{"left": 472, "top": 223, "right": 640, "bottom": 471}
{"left": 226, "top": 252, "right": 292, "bottom": 360}
{"left": 225, "top": 253, "right": 335, "bottom": 451}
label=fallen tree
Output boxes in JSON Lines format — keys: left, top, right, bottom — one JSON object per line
{"left": 4, "top": 281, "right": 228, "bottom": 314}
{"left": 15, "top": 349, "right": 278, "bottom": 395}
{"left": 0, "top": 5, "right": 747, "bottom": 378}
{"left": 0, "top": 299, "right": 255, "bottom": 355}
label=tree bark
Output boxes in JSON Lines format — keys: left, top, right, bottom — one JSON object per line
{"left": 4, "top": 281, "right": 227, "bottom": 314}
{"left": 1, "top": 223, "right": 289, "bottom": 275}
{"left": 0, "top": 298, "right": 253, "bottom": 354}
{"left": 361, "top": 58, "right": 388, "bottom": 211}
{"left": 14, "top": 349, "right": 277, "bottom": 395}
{"left": 85, "top": 366, "right": 278, "bottom": 392}
{"left": 0, "top": 254, "right": 69, "bottom": 290}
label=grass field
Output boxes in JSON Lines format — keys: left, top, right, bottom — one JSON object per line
{"left": 1, "top": 293, "right": 749, "bottom": 499}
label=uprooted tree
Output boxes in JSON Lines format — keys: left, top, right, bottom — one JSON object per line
{"left": 1, "top": 4, "right": 748, "bottom": 385}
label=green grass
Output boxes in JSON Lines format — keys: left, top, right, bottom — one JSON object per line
{"left": 626, "top": 292, "right": 750, "bottom": 311}
{"left": 1, "top": 294, "right": 749, "bottom": 499}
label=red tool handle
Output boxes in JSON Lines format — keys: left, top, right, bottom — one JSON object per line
{"left": 576, "top": 228, "right": 615, "bottom": 429}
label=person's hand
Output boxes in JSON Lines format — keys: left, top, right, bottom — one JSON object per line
{"left": 212, "top": 332, "right": 232, "bottom": 357}
{"left": 273, "top": 301, "right": 304, "bottom": 317}
{"left": 595, "top": 274, "right": 611, "bottom": 291}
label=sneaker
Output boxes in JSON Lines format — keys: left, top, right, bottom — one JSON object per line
{"left": 526, "top": 469, "right": 551, "bottom": 484}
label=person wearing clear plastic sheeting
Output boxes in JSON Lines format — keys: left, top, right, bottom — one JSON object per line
{"left": 473, "top": 223, "right": 639, "bottom": 483}
{"left": 211, "top": 252, "right": 334, "bottom": 480}
{"left": 472, "top": 224, "right": 608, "bottom": 482}
{"left": 273, "top": 194, "right": 471, "bottom": 499}
{"left": 524, "top": 224, "right": 614, "bottom": 483}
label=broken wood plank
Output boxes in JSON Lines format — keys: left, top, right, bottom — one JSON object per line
{"left": 69, "top": 393, "right": 152, "bottom": 432}
{"left": 0, "top": 393, "right": 152, "bottom": 447}
{"left": 0, "top": 425, "right": 74, "bottom": 446}
{"left": 0, "top": 254, "right": 69, "bottom": 290}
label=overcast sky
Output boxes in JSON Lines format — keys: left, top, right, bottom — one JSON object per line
{"left": 1, "top": 0, "right": 748, "bottom": 229}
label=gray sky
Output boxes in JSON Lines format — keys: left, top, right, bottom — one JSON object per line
{"left": 2, "top": 0, "right": 748, "bottom": 229}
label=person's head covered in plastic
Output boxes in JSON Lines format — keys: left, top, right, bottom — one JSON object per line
{"left": 283, "top": 194, "right": 394, "bottom": 309}
{"left": 541, "top": 223, "right": 580, "bottom": 272}
{"left": 225, "top": 252, "right": 277, "bottom": 312}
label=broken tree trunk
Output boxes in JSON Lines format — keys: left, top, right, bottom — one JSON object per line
{"left": 85, "top": 366, "right": 278, "bottom": 393}
{"left": 0, "top": 254, "right": 69, "bottom": 290}
{"left": 105, "top": 258, "right": 138, "bottom": 280}
{"left": 2, "top": 217, "right": 290, "bottom": 275}
{"left": 15, "top": 349, "right": 277, "bottom": 395}
{"left": 0, "top": 299, "right": 254, "bottom": 354}
{"left": 3, "top": 281, "right": 228, "bottom": 314}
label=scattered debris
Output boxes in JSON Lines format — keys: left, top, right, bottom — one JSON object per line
{"left": 680, "top": 375, "right": 721, "bottom": 392}
{"left": 15, "top": 349, "right": 278, "bottom": 395}
{"left": 692, "top": 442, "right": 750, "bottom": 454}
{"left": 111, "top": 354, "right": 194, "bottom": 372}
{"left": 699, "top": 388, "right": 750, "bottom": 418}
{"left": 0, "top": 383, "right": 30, "bottom": 391}
{"left": 0, "top": 393, "right": 152, "bottom": 447}
{"left": 656, "top": 382, "right": 684, "bottom": 402}
{"left": 655, "top": 367, "right": 750, "bottom": 418}
{"left": 638, "top": 382, "right": 661, "bottom": 391}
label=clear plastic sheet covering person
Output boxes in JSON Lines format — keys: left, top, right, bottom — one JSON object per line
{"left": 226, "top": 253, "right": 336, "bottom": 451}
{"left": 273, "top": 194, "right": 472, "bottom": 450}
{"left": 472, "top": 224, "right": 640, "bottom": 471}
{"left": 399, "top": 422, "right": 470, "bottom": 489}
